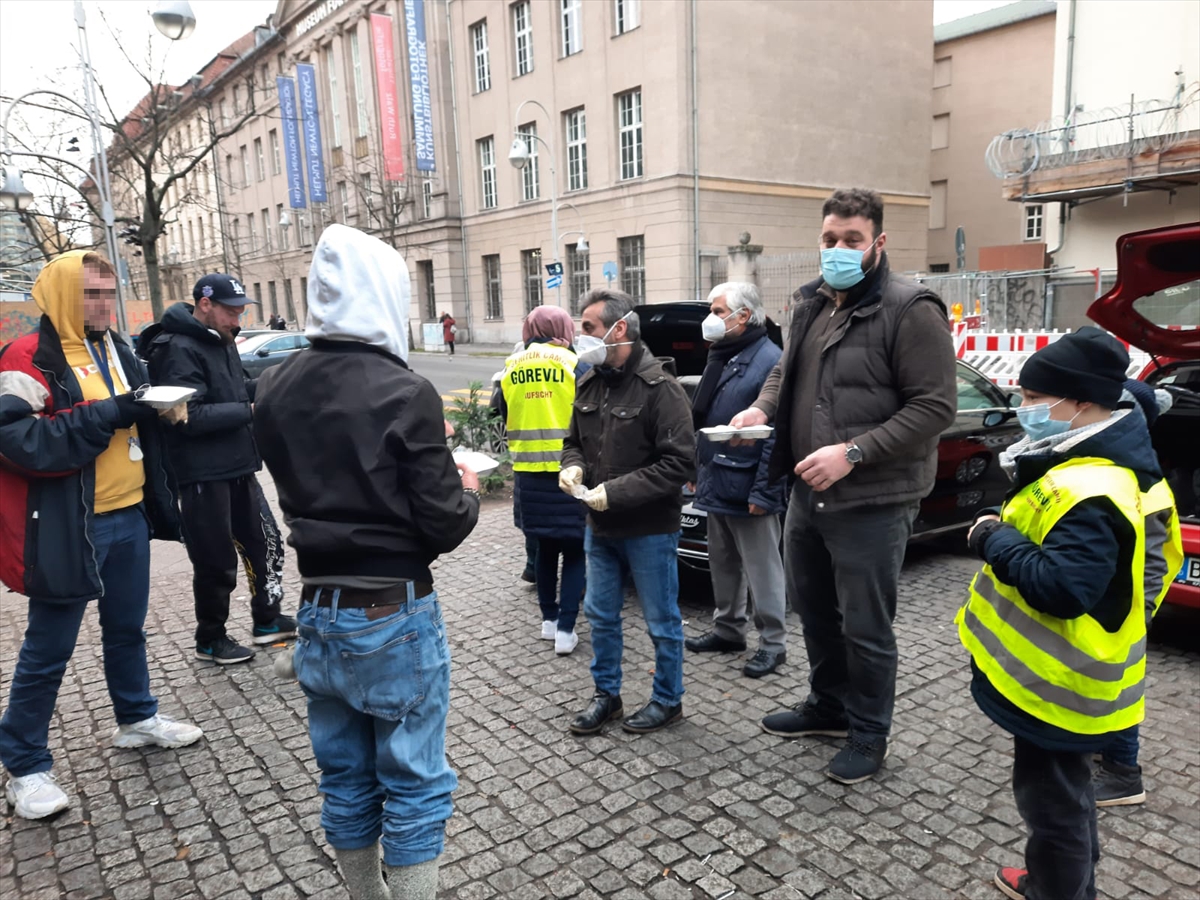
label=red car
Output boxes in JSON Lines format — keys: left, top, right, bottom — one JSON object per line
{"left": 1088, "top": 221, "right": 1200, "bottom": 610}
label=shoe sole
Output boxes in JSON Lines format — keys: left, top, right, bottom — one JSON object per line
{"left": 1096, "top": 791, "right": 1146, "bottom": 808}
{"left": 743, "top": 664, "right": 782, "bottom": 679}
{"left": 825, "top": 746, "right": 892, "bottom": 785}
{"left": 251, "top": 631, "right": 297, "bottom": 645}
{"left": 761, "top": 724, "right": 850, "bottom": 738}
{"left": 5, "top": 790, "right": 69, "bottom": 820}
{"left": 556, "top": 647, "right": 578, "bottom": 656}
{"left": 621, "top": 711, "right": 684, "bottom": 734}
{"left": 684, "top": 644, "right": 747, "bottom": 654}
{"left": 993, "top": 872, "right": 1025, "bottom": 900}
{"left": 113, "top": 731, "right": 204, "bottom": 750}
{"left": 568, "top": 708, "right": 623, "bottom": 736}
{"left": 194, "top": 651, "right": 254, "bottom": 665}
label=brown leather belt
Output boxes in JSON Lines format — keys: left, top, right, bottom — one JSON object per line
{"left": 301, "top": 582, "right": 433, "bottom": 611}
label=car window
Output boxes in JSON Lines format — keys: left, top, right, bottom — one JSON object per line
{"left": 955, "top": 364, "right": 1003, "bottom": 411}
{"left": 265, "top": 336, "right": 297, "bottom": 353}
{"left": 1132, "top": 277, "right": 1200, "bottom": 329}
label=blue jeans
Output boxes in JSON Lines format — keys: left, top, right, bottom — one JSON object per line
{"left": 1103, "top": 725, "right": 1139, "bottom": 768}
{"left": 0, "top": 507, "right": 157, "bottom": 777}
{"left": 583, "top": 529, "right": 684, "bottom": 707}
{"left": 536, "top": 537, "right": 585, "bottom": 632}
{"left": 294, "top": 586, "right": 457, "bottom": 867}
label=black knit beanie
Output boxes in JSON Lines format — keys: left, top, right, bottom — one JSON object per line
{"left": 1018, "top": 327, "right": 1129, "bottom": 408}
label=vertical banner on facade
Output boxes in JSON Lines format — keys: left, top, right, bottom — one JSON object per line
{"left": 295, "top": 64, "right": 328, "bottom": 203}
{"left": 404, "top": 0, "right": 435, "bottom": 172}
{"left": 370, "top": 13, "right": 406, "bottom": 181}
{"left": 276, "top": 76, "right": 307, "bottom": 208}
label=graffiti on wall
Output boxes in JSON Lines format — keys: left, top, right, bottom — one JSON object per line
{"left": 1, "top": 298, "right": 160, "bottom": 344}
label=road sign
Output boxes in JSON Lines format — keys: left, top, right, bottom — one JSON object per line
{"left": 546, "top": 274, "right": 563, "bottom": 289}
{"left": 545, "top": 261, "right": 563, "bottom": 277}
{"left": 602, "top": 261, "right": 617, "bottom": 284}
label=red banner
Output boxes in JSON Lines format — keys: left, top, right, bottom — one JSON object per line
{"left": 371, "top": 13, "right": 405, "bottom": 181}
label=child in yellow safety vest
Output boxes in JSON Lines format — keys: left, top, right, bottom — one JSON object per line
{"left": 957, "top": 327, "right": 1182, "bottom": 900}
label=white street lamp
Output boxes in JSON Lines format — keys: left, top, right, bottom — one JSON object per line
{"left": 151, "top": 0, "right": 197, "bottom": 41}
{"left": 507, "top": 137, "right": 531, "bottom": 169}
{"left": 0, "top": 167, "right": 35, "bottom": 210}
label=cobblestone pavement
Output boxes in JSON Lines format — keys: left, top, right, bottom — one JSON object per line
{"left": 2, "top": 478, "right": 1198, "bottom": 900}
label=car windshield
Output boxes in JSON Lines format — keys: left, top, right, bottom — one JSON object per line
{"left": 238, "top": 334, "right": 281, "bottom": 353}
{"left": 1132, "top": 277, "right": 1200, "bottom": 329}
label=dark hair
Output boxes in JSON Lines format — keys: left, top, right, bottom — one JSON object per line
{"left": 580, "top": 288, "right": 640, "bottom": 340}
{"left": 822, "top": 188, "right": 884, "bottom": 237}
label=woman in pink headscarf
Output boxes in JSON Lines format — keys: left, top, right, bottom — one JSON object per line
{"left": 500, "top": 306, "right": 590, "bottom": 656}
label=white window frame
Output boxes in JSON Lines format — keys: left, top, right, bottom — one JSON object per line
{"left": 261, "top": 209, "right": 273, "bottom": 252}
{"left": 276, "top": 203, "right": 287, "bottom": 249}
{"left": 618, "top": 89, "right": 643, "bottom": 181}
{"left": 269, "top": 129, "right": 281, "bottom": 175}
{"left": 1024, "top": 204, "right": 1044, "bottom": 241}
{"left": 513, "top": 1, "right": 533, "bottom": 77}
{"left": 349, "top": 29, "right": 369, "bottom": 139}
{"left": 522, "top": 248, "right": 543, "bottom": 313}
{"left": 619, "top": 235, "right": 644, "bottom": 302}
{"left": 479, "top": 137, "right": 497, "bottom": 210}
{"left": 567, "top": 243, "right": 590, "bottom": 315}
{"left": 518, "top": 123, "right": 539, "bottom": 201}
{"left": 422, "top": 180, "right": 434, "bottom": 219}
{"left": 472, "top": 20, "right": 491, "bottom": 93}
{"left": 614, "top": 0, "right": 639, "bottom": 36}
{"left": 247, "top": 214, "right": 258, "bottom": 252}
{"left": 254, "top": 137, "right": 265, "bottom": 182}
{"left": 565, "top": 108, "right": 587, "bottom": 192}
{"left": 338, "top": 181, "right": 350, "bottom": 222}
{"left": 239, "top": 144, "right": 251, "bottom": 187}
{"left": 483, "top": 254, "right": 503, "bottom": 320}
{"left": 561, "top": 0, "right": 582, "bottom": 57}
{"left": 324, "top": 44, "right": 343, "bottom": 147}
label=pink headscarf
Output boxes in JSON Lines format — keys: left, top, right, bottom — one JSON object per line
{"left": 522, "top": 305, "right": 575, "bottom": 347}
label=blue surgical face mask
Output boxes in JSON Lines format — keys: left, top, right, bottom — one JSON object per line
{"left": 1016, "top": 399, "right": 1078, "bottom": 441}
{"left": 821, "top": 237, "right": 881, "bottom": 290}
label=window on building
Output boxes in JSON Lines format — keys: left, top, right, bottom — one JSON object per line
{"left": 299, "top": 213, "right": 311, "bottom": 247}
{"left": 277, "top": 203, "right": 287, "bottom": 249}
{"left": 225, "top": 154, "right": 235, "bottom": 189}
{"left": 471, "top": 20, "right": 491, "bottom": 93}
{"left": 268, "top": 280, "right": 278, "bottom": 317}
{"left": 187, "top": 221, "right": 195, "bottom": 259}
{"left": 614, "top": 0, "right": 639, "bottom": 35}
{"left": 929, "top": 180, "right": 947, "bottom": 230}
{"left": 197, "top": 218, "right": 205, "bottom": 256}
{"left": 513, "top": 1, "right": 533, "bottom": 77}
{"left": 522, "top": 248, "right": 543, "bottom": 312}
{"left": 618, "top": 235, "right": 644, "bottom": 301}
{"left": 261, "top": 209, "right": 273, "bottom": 252}
{"left": 390, "top": 185, "right": 404, "bottom": 220}
{"left": 338, "top": 181, "right": 350, "bottom": 222}
{"left": 618, "top": 89, "right": 643, "bottom": 180}
{"left": 232, "top": 218, "right": 241, "bottom": 254}
{"left": 254, "top": 138, "right": 266, "bottom": 181}
{"left": 219, "top": 98, "right": 229, "bottom": 127}
{"left": 418, "top": 260, "right": 436, "bottom": 320}
{"left": 478, "top": 137, "right": 497, "bottom": 209}
{"left": 269, "top": 129, "right": 281, "bottom": 175}
{"left": 239, "top": 145, "right": 250, "bottom": 187}
{"left": 208, "top": 212, "right": 216, "bottom": 253}
{"left": 324, "top": 44, "right": 342, "bottom": 148}
{"left": 361, "top": 173, "right": 376, "bottom": 224}
{"left": 932, "top": 114, "right": 950, "bottom": 150}
{"left": 518, "top": 123, "right": 539, "bottom": 201}
{"left": 484, "top": 254, "right": 503, "bottom": 319}
{"left": 933, "top": 56, "right": 952, "bottom": 88}
{"left": 349, "top": 29, "right": 369, "bottom": 138}
{"left": 252, "top": 282, "right": 261, "bottom": 304}
{"left": 567, "top": 243, "right": 590, "bottom": 315}
{"left": 300, "top": 276, "right": 308, "bottom": 307}
{"left": 561, "top": 0, "right": 582, "bottom": 56}
{"left": 929, "top": 263, "right": 950, "bottom": 273}
{"left": 233, "top": 85, "right": 241, "bottom": 115}
{"left": 1024, "top": 204, "right": 1044, "bottom": 241}
{"left": 422, "top": 180, "right": 434, "bottom": 219}
{"left": 248, "top": 214, "right": 258, "bottom": 251}
{"left": 565, "top": 108, "right": 587, "bottom": 192}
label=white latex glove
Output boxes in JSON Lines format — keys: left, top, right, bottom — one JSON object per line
{"left": 559, "top": 465, "right": 583, "bottom": 495}
{"left": 582, "top": 484, "right": 609, "bottom": 512}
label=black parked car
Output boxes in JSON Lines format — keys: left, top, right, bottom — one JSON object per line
{"left": 239, "top": 331, "right": 311, "bottom": 377}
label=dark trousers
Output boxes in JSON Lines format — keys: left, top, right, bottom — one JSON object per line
{"left": 1013, "top": 736, "right": 1099, "bottom": 900}
{"left": 1102, "top": 724, "right": 1139, "bottom": 767}
{"left": 180, "top": 475, "right": 285, "bottom": 644}
{"left": 536, "top": 537, "right": 585, "bottom": 633}
{"left": 784, "top": 482, "right": 917, "bottom": 738}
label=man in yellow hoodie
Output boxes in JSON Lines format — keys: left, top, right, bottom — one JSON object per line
{"left": 0, "top": 251, "right": 203, "bottom": 820}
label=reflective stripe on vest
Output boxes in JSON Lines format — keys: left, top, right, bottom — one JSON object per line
{"left": 956, "top": 457, "right": 1152, "bottom": 734}
{"left": 501, "top": 344, "right": 578, "bottom": 473}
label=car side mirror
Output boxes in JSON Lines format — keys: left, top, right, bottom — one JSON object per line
{"left": 983, "top": 411, "right": 1006, "bottom": 428}
{"left": 255, "top": 348, "right": 269, "bottom": 358}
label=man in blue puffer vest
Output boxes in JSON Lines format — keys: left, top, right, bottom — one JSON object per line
{"left": 687, "top": 282, "right": 788, "bottom": 678}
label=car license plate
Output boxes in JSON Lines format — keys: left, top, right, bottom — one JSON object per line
{"left": 1176, "top": 556, "right": 1200, "bottom": 587}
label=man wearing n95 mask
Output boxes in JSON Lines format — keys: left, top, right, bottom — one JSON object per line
{"left": 559, "top": 289, "right": 696, "bottom": 736}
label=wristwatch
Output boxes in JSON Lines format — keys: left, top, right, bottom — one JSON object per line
{"left": 844, "top": 442, "right": 863, "bottom": 466}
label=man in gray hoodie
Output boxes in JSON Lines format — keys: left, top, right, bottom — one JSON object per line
{"left": 254, "top": 225, "right": 480, "bottom": 900}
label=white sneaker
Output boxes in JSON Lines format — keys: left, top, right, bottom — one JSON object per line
{"left": 112, "top": 714, "right": 204, "bottom": 749}
{"left": 555, "top": 631, "right": 579, "bottom": 656}
{"left": 6, "top": 771, "right": 70, "bottom": 819}
{"left": 540, "top": 620, "right": 557, "bottom": 641}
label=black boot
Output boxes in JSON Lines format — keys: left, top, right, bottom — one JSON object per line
{"left": 684, "top": 631, "right": 746, "bottom": 653}
{"left": 621, "top": 700, "right": 683, "bottom": 734}
{"left": 569, "top": 692, "right": 623, "bottom": 735}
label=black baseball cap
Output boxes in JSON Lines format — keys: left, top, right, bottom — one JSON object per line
{"left": 193, "top": 273, "right": 257, "bottom": 306}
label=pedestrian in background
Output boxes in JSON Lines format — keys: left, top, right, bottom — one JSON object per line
{"left": 733, "top": 187, "right": 956, "bottom": 783}
{"left": 141, "top": 274, "right": 295, "bottom": 666}
{"left": 959, "top": 329, "right": 1181, "bottom": 900}
{"left": 440, "top": 311, "right": 456, "bottom": 355}
{"left": 0, "top": 251, "right": 202, "bottom": 820}
{"left": 561, "top": 289, "right": 696, "bottom": 736}
{"left": 255, "top": 225, "right": 480, "bottom": 900}
{"left": 687, "top": 282, "right": 788, "bottom": 678}
{"left": 500, "top": 305, "right": 589, "bottom": 655}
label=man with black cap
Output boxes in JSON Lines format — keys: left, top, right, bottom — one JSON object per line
{"left": 957, "top": 326, "right": 1181, "bottom": 900}
{"left": 142, "top": 274, "right": 295, "bottom": 665}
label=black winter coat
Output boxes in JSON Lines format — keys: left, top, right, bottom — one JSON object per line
{"left": 142, "top": 303, "right": 260, "bottom": 485}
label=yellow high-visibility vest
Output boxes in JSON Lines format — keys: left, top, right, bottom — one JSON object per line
{"left": 1142, "top": 478, "right": 1183, "bottom": 622}
{"left": 501, "top": 343, "right": 578, "bottom": 473}
{"left": 957, "top": 456, "right": 1179, "bottom": 735}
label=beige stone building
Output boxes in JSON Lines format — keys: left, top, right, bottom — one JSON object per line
{"left": 927, "top": 1, "right": 1056, "bottom": 273}
{"left": 118, "top": 0, "right": 937, "bottom": 344}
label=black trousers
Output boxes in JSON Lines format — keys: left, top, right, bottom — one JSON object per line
{"left": 180, "top": 475, "right": 285, "bottom": 644}
{"left": 1013, "top": 735, "right": 1099, "bottom": 900}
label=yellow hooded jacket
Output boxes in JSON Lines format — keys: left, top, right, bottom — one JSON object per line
{"left": 34, "top": 251, "right": 144, "bottom": 513}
